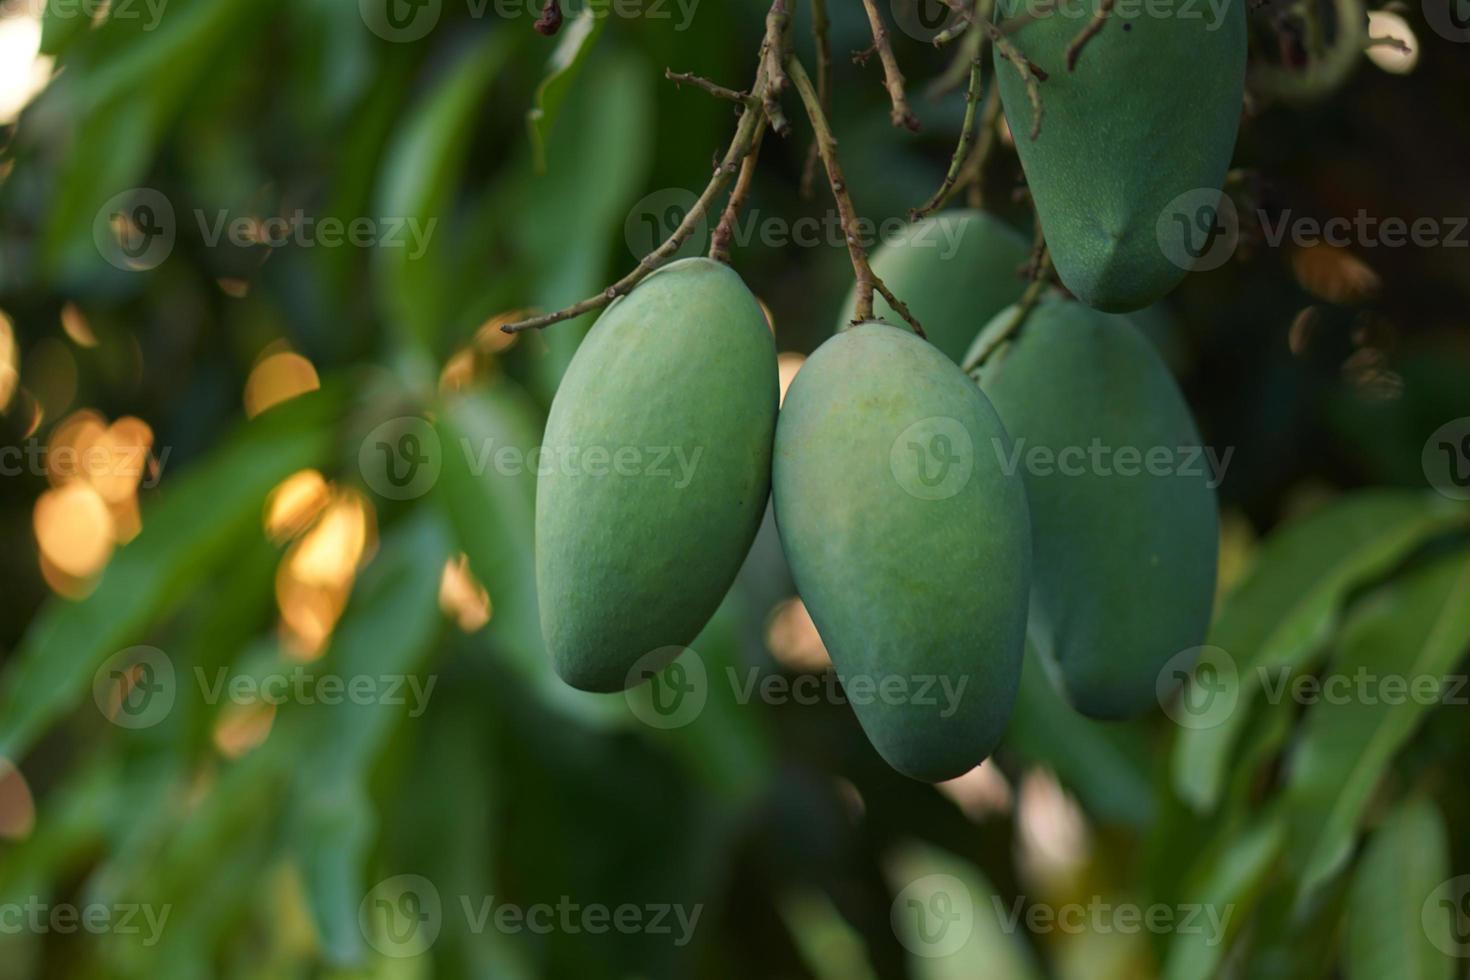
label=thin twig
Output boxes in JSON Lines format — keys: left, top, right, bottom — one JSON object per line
{"left": 928, "top": 7, "right": 986, "bottom": 97}
{"left": 1065, "top": 0, "right": 1115, "bottom": 71}
{"left": 962, "top": 248, "right": 1052, "bottom": 373}
{"left": 963, "top": 84, "right": 1004, "bottom": 208}
{"left": 503, "top": 92, "right": 767, "bottom": 333}
{"left": 910, "top": 56, "right": 984, "bottom": 220}
{"left": 762, "top": 0, "right": 793, "bottom": 136}
{"left": 665, "top": 69, "right": 756, "bottom": 107}
{"left": 787, "top": 56, "right": 925, "bottom": 337}
{"left": 857, "top": 0, "right": 922, "bottom": 131}
{"left": 934, "top": 0, "right": 977, "bottom": 45}
{"left": 986, "top": 22, "right": 1047, "bottom": 139}
{"left": 712, "top": 123, "right": 765, "bottom": 263}
{"left": 801, "top": 0, "right": 832, "bottom": 198}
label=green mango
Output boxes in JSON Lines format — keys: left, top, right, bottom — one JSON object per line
{"left": 967, "top": 296, "right": 1218, "bottom": 718}
{"left": 835, "top": 210, "right": 1031, "bottom": 363}
{"left": 536, "top": 257, "right": 778, "bottom": 692}
{"left": 773, "top": 322, "right": 1031, "bottom": 780}
{"left": 994, "top": 0, "right": 1247, "bottom": 312}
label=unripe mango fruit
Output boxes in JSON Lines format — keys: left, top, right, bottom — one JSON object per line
{"left": 993, "top": 0, "right": 1246, "bottom": 312}
{"left": 835, "top": 210, "right": 1030, "bottom": 363}
{"left": 967, "top": 296, "right": 1218, "bottom": 718}
{"left": 773, "top": 322, "right": 1031, "bottom": 781}
{"left": 536, "top": 258, "right": 778, "bottom": 692}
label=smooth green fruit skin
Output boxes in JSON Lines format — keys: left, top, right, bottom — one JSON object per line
{"left": 994, "top": 0, "right": 1246, "bottom": 313}
{"left": 835, "top": 210, "right": 1031, "bottom": 363}
{"left": 536, "top": 258, "right": 777, "bottom": 692}
{"left": 773, "top": 322, "right": 1031, "bottom": 781}
{"left": 968, "top": 296, "right": 1218, "bottom": 718}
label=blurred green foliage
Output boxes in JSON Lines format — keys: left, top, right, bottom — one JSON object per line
{"left": 0, "top": 0, "right": 1468, "bottom": 977}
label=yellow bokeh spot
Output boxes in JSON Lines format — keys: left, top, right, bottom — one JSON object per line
{"left": 439, "top": 553, "right": 492, "bottom": 632}
{"left": 765, "top": 597, "right": 831, "bottom": 672}
{"left": 213, "top": 702, "right": 277, "bottom": 759}
{"left": 243, "top": 346, "right": 320, "bottom": 419}
{"left": 1367, "top": 12, "right": 1418, "bottom": 74}
{"left": 288, "top": 489, "right": 374, "bottom": 588}
{"left": 777, "top": 352, "right": 806, "bottom": 408}
{"left": 59, "top": 302, "right": 98, "bottom": 348}
{"left": 264, "top": 469, "right": 331, "bottom": 543}
{"left": 275, "top": 489, "right": 377, "bottom": 659}
{"left": 34, "top": 482, "right": 115, "bottom": 579}
{"left": 0, "top": 310, "right": 16, "bottom": 411}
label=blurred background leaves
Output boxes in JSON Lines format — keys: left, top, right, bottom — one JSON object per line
{"left": 0, "top": 0, "right": 1468, "bottom": 977}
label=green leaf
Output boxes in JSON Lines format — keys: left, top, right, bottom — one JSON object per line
{"left": 1003, "top": 648, "right": 1154, "bottom": 827}
{"left": 288, "top": 510, "right": 451, "bottom": 966}
{"left": 526, "top": 3, "right": 609, "bottom": 173}
{"left": 0, "top": 389, "right": 341, "bottom": 761}
{"left": 517, "top": 49, "right": 655, "bottom": 397}
{"left": 1345, "top": 798, "right": 1455, "bottom": 980}
{"left": 433, "top": 383, "right": 627, "bottom": 728}
{"left": 1284, "top": 550, "right": 1470, "bottom": 896}
{"left": 374, "top": 32, "right": 512, "bottom": 353}
{"left": 1160, "top": 815, "right": 1285, "bottom": 980}
{"left": 1171, "top": 491, "right": 1468, "bottom": 813}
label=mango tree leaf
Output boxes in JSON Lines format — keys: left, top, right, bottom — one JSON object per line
{"left": 1283, "top": 549, "right": 1470, "bottom": 896}
{"left": 0, "top": 388, "right": 341, "bottom": 761}
{"left": 1345, "top": 798, "right": 1455, "bottom": 980}
{"left": 43, "top": 0, "right": 273, "bottom": 276}
{"left": 433, "top": 383, "right": 628, "bottom": 728}
{"left": 374, "top": 31, "right": 512, "bottom": 353}
{"left": 526, "top": 2, "right": 608, "bottom": 172}
{"left": 1002, "top": 648, "right": 1153, "bottom": 828}
{"left": 1160, "top": 815, "right": 1285, "bottom": 980}
{"left": 516, "top": 49, "right": 655, "bottom": 397}
{"left": 1171, "top": 491, "right": 1468, "bottom": 813}
{"left": 284, "top": 510, "right": 450, "bottom": 966}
